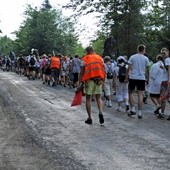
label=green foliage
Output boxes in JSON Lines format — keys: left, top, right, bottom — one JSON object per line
{"left": 0, "top": 36, "right": 14, "bottom": 56}
{"left": 91, "top": 32, "right": 106, "bottom": 56}
{"left": 65, "top": 0, "right": 170, "bottom": 58}
{"left": 14, "top": 0, "right": 83, "bottom": 56}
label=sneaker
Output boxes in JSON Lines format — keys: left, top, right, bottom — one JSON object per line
{"left": 52, "top": 82, "right": 56, "bottom": 87}
{"left": 117, "top": 107, "right": 122, "bottom": 112}
{"left": 43, "top": 82, "right": 45, "bottom": 84}
{"left": 105, "top": 100, "right": 108, "bottom": 106}
{"left": 48, "top": 80, "right": 50, "bottom": 86}
{"left": 143, "top": 97, "right": 147, "bottom": 104}
{"left": 156, "top": 113, "right": 164, "bottom": 119}
{"left": 99, "top": 113, "right": 104, "bottom": 124}
{"left": 85, "top": 118, "right": 92, "bottom": 125}
{"left": 108, "top": 101, "right": 112, "bottom": 107}
{"left": 154, "top": 107, "right": 161, "bottom": 115}
{"left": 127, "top": 111, "right": 136, "bottom": 116}
{"left": 126, "top": 105, "right": 129, "bottom": 111}
{"left": 138, "top": 115, "right": 143, "bottom": 119}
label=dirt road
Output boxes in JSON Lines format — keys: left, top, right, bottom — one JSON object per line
{"left": 0, "top": 70, "right": 170, "bottom": 170}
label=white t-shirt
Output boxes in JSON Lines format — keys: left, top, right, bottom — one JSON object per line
{"left": 128, "top": 53, "right": 149, "bottom": 80}
{"left": 149, "top": 61, "right": 164, "bottom": 94}
{"left": 162, "top": 57, "right": 170, "bottom": 81}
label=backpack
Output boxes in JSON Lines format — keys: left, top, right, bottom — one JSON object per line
{"left": 19, "top": 57, "right": 25, "bottom": 65}
{"left": 118, "top": 65, "right": 127, "bottom": 83}
{"left": 30, "top": 57, "right": 35, "bottom": 66}
{"left": 41, "top": 59, "right": 47, "bottom": 68}
{"left": 106, "top": 64, "right": 113, "bottom": 79}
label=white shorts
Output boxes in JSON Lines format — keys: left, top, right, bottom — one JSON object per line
{"left": 104, "top": 78, "right": 113, "bottom": 96}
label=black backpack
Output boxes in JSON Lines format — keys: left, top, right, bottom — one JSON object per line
{"left": 30, "top": 57, "right": 35, "bottom": 66}
{"left": 118, "top": 65, "right": 126, "bottom": 83}
{"left": 106, "top": 64, "right": 113, "bottom": 79}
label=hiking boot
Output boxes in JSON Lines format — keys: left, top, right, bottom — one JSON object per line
{"left": 99, "top": 113, "right": 104, "bottom": 124}
{"left": 85, "top": 118, "right": 92, "bottom": 125}
{"left": 127, "top": 111, "right": 136, "bottom": 117}
{"left": 167, "top": 116, "right": 170, "bottom": 121}
{"left": 126, "top": 105, "right": 129, "bottom": 111}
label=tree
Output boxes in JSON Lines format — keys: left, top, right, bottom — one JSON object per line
{"left": 65, "top": 0, "right": 147, "bottom": 57}
{"left": 14, "top": 0, "right": 82, "bottom": 56}
{"left": 0, "top": 36, "right": 14, "bottom": 56}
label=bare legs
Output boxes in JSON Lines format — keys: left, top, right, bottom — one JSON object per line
{"left": 85, "top": 94, "right": 103, "bottom": 120}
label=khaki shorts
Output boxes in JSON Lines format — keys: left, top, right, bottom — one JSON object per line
{"left": 84, "top": 80, "right": 103, "bottom": 95}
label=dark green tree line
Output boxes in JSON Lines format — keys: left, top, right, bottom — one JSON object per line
{"left": 65, "top": 0, "right": 170, "bottom": 58}
{"left": 14, "top": 0, "right": 83, "bottom": 56}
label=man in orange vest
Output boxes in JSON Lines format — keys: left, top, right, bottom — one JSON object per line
{"left": 78, "top": 46, "right": 105, "bottom": 125}
{"left": 50, "top": 55, "right": 61, "bottom": 87}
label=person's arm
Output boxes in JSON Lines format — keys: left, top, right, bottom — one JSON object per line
{"left": 124, "top": 64, "right": 131, "bottom": 83}
{"left": 168, "top": 65, "right": 170, "bottom": 85}
{"left": 145, "top": 65, "right": 149, "bottom": 84}
{"left": 78, "top": 66, "right": 85, "bottom": 84}
{"left": 113, "top": 69, "right": 117, "bottom": 87}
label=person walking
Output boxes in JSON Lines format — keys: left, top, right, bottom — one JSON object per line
{"left": 103, "top": 56, "right": 114, "bottom": 107}
{"left": 125, "top": 44, "right": 150, "bottom": 119}
{"left": 50, "top": 55, "right": 60, "bottom": 87}
{"left": 159, "top": 48, "right": 170, "bottom": 120}
{"left": 71, "top": 55, "right": 81, "bottom": 90}
{"left": 28, "top": 54, "right": 37, "bottom": 80}
{"left": 78, "top": 46, "right": 105, "bottom": 125}
{"left": 113, "top": 56, "right": 129, "bottom": 112}
{"left": 148, "top": 54, "right": 164, "bottom": 117}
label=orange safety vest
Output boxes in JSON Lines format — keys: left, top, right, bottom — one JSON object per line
{"left": 50, "top": 56, "right": 60, "bottom": 69}
{"left": 82, "top": 53, "right": 105, "bottom": 82}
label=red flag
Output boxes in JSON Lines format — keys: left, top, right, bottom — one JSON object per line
{"left": 71, "top": 90, "right": 83, "bottom": 107}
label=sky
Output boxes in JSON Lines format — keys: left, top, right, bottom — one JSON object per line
{"left": 0, "top": 0, "right": 99, "bottom": 47}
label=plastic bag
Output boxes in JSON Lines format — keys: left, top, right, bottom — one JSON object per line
{"left": 71, "top": 90, "right": 82, "bottom": 107}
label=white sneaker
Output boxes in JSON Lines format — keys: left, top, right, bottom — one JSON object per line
{"left": 117, "top": 107, "right": 122, "bottom": 112}
{"left": 105, "top": 100, "right": 109, "bottom": 106}
{"left": 108, "top": 100, "right": 112, "bottom": 107}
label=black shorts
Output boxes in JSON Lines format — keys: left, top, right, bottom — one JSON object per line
{"left": 51, "top": 68, "right": 60, "bottom": 79}
{"left": 150, "top": 93, "right": 160, "bottom": 98}
{"left": 45, "top": 67, "right": 51, "bottom": 75}
{"left": 73, "top": 73, "right": 79, "bottom": 83}
{"left": 128, "top": 79, "right": 145, "bottom": 91}
{"left": 29, "top": 66, "right": 35, "bottom": 72}
{"left": 41, "top": 67, "right": 46, "bottom": 74}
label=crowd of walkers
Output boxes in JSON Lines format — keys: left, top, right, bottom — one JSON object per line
{"left": 0, "top": 45, "right": 170, "bottom": 124}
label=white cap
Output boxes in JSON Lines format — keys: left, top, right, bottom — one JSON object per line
{"left": 117, "top": 56, "right": 125, "bottom": 61}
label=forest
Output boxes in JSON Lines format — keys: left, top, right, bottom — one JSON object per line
{"left": 0, "top": 0, "right": 169, "bottom": 60}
